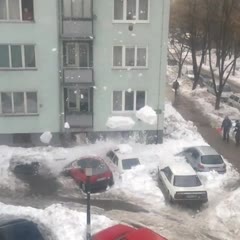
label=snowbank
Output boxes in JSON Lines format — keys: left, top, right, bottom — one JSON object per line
{"left": 0, "top": 203, "right": 115, "bottom": 240}
{"left": 106, "top": 116, "right": 135, "bottom": 129}
{"left": 136, "top": 106, "right": 157, "bottom": 125}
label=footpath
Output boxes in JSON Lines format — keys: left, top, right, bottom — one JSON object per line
{"left": 166, "top": 85, "right": 240, "bottom": 172}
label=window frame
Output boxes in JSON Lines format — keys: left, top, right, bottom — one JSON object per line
{"left": 112, "top": 90, "right": 147, "bottom": 113}
{"left": 0, "top": 91, "right": 38, "bottom": 116}
{"left": 112, "top": 45, "right": 148, "bottom": 69}
{"left": 63, "top": 0, "right": 92, "bottom": 20}
{"left": 66, "top": 87, "right": 91, "bottom": 112}
{"left": 0, "top": 0, "right": 34, "bottom": 22}
{"left": 65, "top": 42, "right": 90, "bottom": 68}
{"left": 0, "top": 44, "right": 36, "bottom": 70}
{"left": 113, "top": 0, "right": 150, "bottom": 23}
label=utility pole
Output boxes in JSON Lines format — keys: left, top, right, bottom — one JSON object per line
{"left": 86, "top": 168, "right": 92, "bottom": 240}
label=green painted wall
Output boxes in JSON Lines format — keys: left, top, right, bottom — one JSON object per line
{"left": 0, "top": 0, "right": 60, "bottom": 134}
{"left": 93, "top": 0, "right": 170, "bottom": 132}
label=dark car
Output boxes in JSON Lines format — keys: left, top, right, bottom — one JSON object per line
{"left": 0, "top": 217, "right": 49, "bottom": 240}
{"left": 93, "top": 224, "right": 167, "bottom": 240}
{"left": 63, "top": 156, "right": 114, "bottom": 192}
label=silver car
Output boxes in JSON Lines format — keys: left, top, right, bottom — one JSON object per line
{"left": 179, "top": 146, "right": 226, "bottom": 173}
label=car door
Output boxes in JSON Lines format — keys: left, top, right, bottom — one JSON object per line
{"left": 70, "top": 161, "right": 85, "bottom": 183}
{"left": 160, "top": 167, "right": 173, "bottom": 194}
{"left": 190, "top": 149, "right": 200, "bottom": 169}
{"left": 184, "top": 148, "right": 194, "bottom": 164}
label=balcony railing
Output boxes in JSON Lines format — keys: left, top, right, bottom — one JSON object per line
{"left": 65, "top": 112, "right": 93, "bottom": 128}
{"left": 63, "top": 68, "right": 93, "bottom": 84}
{"left": 62, "top": 20, "right": 93, "bottom": 39}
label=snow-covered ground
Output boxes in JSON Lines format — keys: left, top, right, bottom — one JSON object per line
{"left": 0, "top": 102, "right": 240, "bottom": 239}
{"left": 168, "top": 65, "right": 240, "bottom": 130}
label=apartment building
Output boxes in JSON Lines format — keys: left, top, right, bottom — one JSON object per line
{"left": 0, "top": 0, "right": 169, "bottom": 145}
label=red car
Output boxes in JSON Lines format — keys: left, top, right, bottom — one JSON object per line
{"left": 63, "top": 157, "right": 114, "bottom": 192}
{"left": 93, "top": 224, "right": 167, "bottom": 240}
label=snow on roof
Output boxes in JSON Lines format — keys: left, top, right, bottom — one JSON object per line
{"left": 195, "top": 146, "right": 218, "bottom": 155}
{"left": 136, "top": 106, "right": 157, "bottom": 125}
{"left": 106, "top": 116, "right": 135, "bottom": 130}
{"left": 169, "top": 163, "right": 196, "bottom": 176}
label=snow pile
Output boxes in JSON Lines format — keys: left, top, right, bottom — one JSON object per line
{"left": 214, "top": 188, "right": 240, "bottom": 236}
{"left": 40, "top": 132, "right": 53, "bottom": 144}
{"left": 64, "top": 122, "right": 70, "bottom": 129}
{"left": 164, "top": 102, "right": 201, "bottom": 141}
{"left": 0, "top": 203, "right": 115, "bottom": 240}
{"left": 106, "top": 116, "right": 135, "bottom": 130}
{"left": 116, "top": 144, "right": 133, "bottom": 154}
{"left": 136, "top": 106, "right": 157, "bottom": 125}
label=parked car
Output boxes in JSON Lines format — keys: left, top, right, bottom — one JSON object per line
{"left": 228, "top": 93, "right": 240, "bottom": 110}
{"left": 93, "top": 224, "right": 167, "bottom": 240}
{"left": 9, "top": 155, "right": 51, "bottom": 178}
{"left": 179, "top": 146, "right": 226, "bottom": 173}
{"left": 63, "top": 156, "right": 114, "bottom": 192}
{"left": 106, "top": 148, "right": 140, "bottom": 172}
{"left": 0, "top": 217, "right": 50, "bottom": 240}
{"left": 158, "top": 163, "right": 208, "bottom": 204}
{"left": 205, "top": 81, "right": 232, "bottom": 101}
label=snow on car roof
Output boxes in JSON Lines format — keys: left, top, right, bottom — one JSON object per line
{"left": 169, "top": 163, "right": 196, "bottom": 176}
{"left": 194, "top": 146, "right": 218, "bottom": 155}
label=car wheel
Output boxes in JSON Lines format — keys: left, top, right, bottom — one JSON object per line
{"left": 168, "top": 191, "right": 173, "bottom": 203}
{"left": 109, "top": 176, "right": 114, "bottom": 187}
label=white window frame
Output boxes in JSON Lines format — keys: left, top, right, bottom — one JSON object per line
{"left": 0, "top": 91, "right": 38, "bottom": 115}
{"left": 113, "top": 0, "right": 150, "bottom": 23}
{"left": 67, "top": 87, "right": 90, "bottom": 112}
{"left": 112, "top": 90, "right": 147, "bottom": 112}
{"left": 63, "top": 0, "right": 92, "bottom": 19}
{"left": 65, "top": 42, "right": 90, "bottom": 68}
{"left": 112, "top": 45, "right": 148, "bottom": 69}
{"left": 0, "top": 0, "right": 34, "bottom": 22}
{"left": 0, "top": 44, "right": 36, "bottom": 69}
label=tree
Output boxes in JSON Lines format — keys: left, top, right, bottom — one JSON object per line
{"left": 168, "top": 32, "right": 190, "bottom": 78}
{"left": 206, "top": 0, "right": 240, "bottom": 109}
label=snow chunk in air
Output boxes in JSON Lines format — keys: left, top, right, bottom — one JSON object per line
{"left": 106, "top": 116, "right": 135, "bottom": 130}
{"left": 40, "top": 131, "right": 52, "bottom": 144}
{"left": 136, "top": 106, "right": 157, "bottom": 125}
{"left": 117, "top": 144, "right": 133, "bottom": 154}
{"left": 64, "top": 122, "right": 70, "bottom": 129}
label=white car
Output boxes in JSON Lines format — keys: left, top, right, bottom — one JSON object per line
{"left": 106, "top": 148, "right": 140, "bottom": 172}
{"left": 158, "top": 163, "right": 208, "bottom": 204}
{"left": 228, "top": 93, "right": 240, "bottom": 110}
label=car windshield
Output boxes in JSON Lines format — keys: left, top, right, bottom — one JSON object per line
{"left": 201, "top": 155, "right": 224, "bottom": 164}
{"left": 122, "top": 158, "right": 140, "bottom": 170}
{"left": 174, "top": 175, "right": 202, "bottom": 187}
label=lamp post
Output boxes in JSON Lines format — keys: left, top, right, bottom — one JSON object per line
{"left": 85, "top": 167, "right": 92, "bottom": 240}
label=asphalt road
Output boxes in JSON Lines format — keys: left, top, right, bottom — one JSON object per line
{"left": 167, "top": 85, "right": 240, "bottom": 172}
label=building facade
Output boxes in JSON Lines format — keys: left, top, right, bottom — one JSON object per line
{"left": 0, "top": 0, "right": 169, "bottom": 145}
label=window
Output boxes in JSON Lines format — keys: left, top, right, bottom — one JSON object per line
{"left": 66, "top": 88, "right": 90, "bottom": 112}
{"left": 0, "top": 92, "right": 38, "bottom": 115}
{"left": 114, "top": 0, "right": 149, "bottom": 22}
{"left": 112, "top": 90, "right": 146, "bottom": 112}
{"left": 65, "top": 42, "right": 90, "bottom": 67}
{"left": 113, "top": 46, "right": 147, "bottom": 68}
{"left": 0, "top": 44, "right": 36, "bottom": 69}
{"left": 173, "top": 175, "right": 202, "bottom": 187}
{"left": 0, "top": 0, "right": 34, "bottom": 21}
{"left": 63, "top": 0, "right": 92, "bottom": 19}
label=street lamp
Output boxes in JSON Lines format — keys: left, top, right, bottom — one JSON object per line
{"left": 85, "top": 167, "right": 92, "bottom": 240}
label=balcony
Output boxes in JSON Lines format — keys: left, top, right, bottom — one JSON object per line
{"left": 65, "top": 112, "right": 93, "bottom": 128}
{"left": 62, "top": 20, "right": 93, "bottom": 39}
{"left": 63, "top": 68, "right": 93, "bottom": 85}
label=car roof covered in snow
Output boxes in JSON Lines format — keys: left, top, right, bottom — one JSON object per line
{"left": 193, "top": 146, "right": 218, "bottom": 155}
{"left": 169, "top": 163, "right": 196, "bottom": 176}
